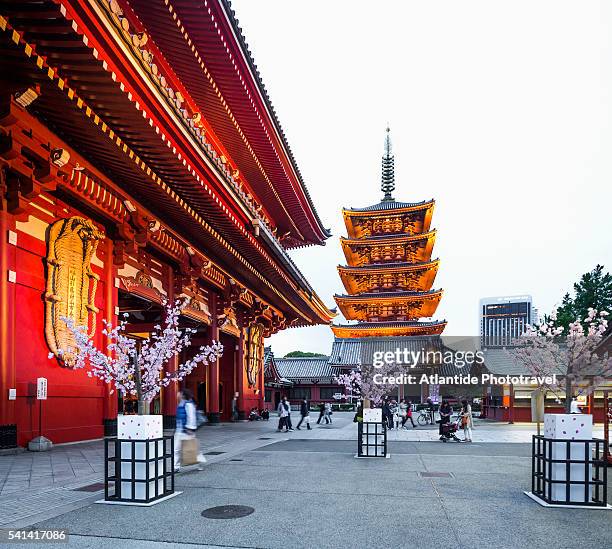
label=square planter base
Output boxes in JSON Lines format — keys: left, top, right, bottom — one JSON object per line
{"left": 524, "top": 491, "right": 612, "bottom": 510}
{"left": 96, "top": 491, "right": 182, "bottom": 507}
{"left": 354, "top": 453, "right": 391, "bottom": 459}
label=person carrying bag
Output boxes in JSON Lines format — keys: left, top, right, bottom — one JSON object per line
{"left": 174, "top": 388, "right": 206, "bottom": 471}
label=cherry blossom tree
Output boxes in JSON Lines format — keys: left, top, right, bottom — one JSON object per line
{"left": 56, "top": 299, "right": 223, "bottom": 415}
{"left": 335, "top": 360, "right": 404, "bottom": 406}
{"left": 510, "top": 308, "right": 611, "bottom": 413}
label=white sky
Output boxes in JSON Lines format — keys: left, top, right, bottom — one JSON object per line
{"left": 230, "top": 0, "right": 612, "bottom": 357}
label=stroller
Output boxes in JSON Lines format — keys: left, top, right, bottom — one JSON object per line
{"left": 439, "top": 416, "right": 462, "bottom": 442}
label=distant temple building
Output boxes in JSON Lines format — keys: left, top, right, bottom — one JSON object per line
{"left": 332, "top": 128, "right": 446, "bottom": 339}
{"left": 263, "top": 348, "right": 340, "bottom": 410}
{"left": 329, "top": 128, "right": 448, "bottom": 402}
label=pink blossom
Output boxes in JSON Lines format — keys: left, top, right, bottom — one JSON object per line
{"left": 60, "top": 298, "right": 223, "bottom": 408}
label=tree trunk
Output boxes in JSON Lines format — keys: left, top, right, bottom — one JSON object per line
{"left": 134, "top": 363, "right": 145, "bottom": 415}
{"left": 565, "top": 379, "right": 573, "bottom": 413}
{"left": 138, "top": 400, "right": 149, "bottom": 415}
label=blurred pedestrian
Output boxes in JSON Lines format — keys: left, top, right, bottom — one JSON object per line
{"left": 316, "top": 402, "right": 326, "bottom": 424}
{"left": 297, "top": 398, "right": 311, "bottom": 430}
{"left": 324, "top": 402, "right": 333, "bottom": 424}
{"left": 277, "top": 396, "right": 291, "bottom": 432}
{"left": 382, "top": 398, "right": 393, "bottom": 429}
{"left": 438, "top": 399, "right": 452, "bottom": 440}
{"left": 174, "top": 388, "right": 197, "bottom": 471}
{"left": 400, "top": 399, "right": 416, "bottom": 429}
{"left": 460, "top": 399, "right": 473, "bottom": 442}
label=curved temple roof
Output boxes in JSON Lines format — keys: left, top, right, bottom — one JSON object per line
{"left": 0, "top": 0, "right": 335, "bottom": 326}
{"left": 343, "top": 199, "right": 435, "bottom": 214}
{"left": 126, "top": 0, "right": 331, "bottom": 248}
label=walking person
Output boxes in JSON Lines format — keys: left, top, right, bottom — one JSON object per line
{"left": 382, "top": 398, "right": 393, "bottom": 430}
{"left": 324, "top": 402, "right": 332, "bottom": 424}
{"left": 438, "top": 399, "right": 452, "bottom": 440}
{"left": 316, "top": 402, "right": 326, "bottom": 424}
{"left": 277, "top": 396, "right": 291, "bottom": 432}
{"left": 390, "top": 400, "right": 400, "bottom": 430}
{"left": 427, "top": 397, "right": 435, "bottom": 424}
{"left": 286, "top": 398, "right": 294, "bottom": 430}
{"left": 296, "top": 398, "right": 311, "bottom": 430}
{"left": 460, "top": 399, "right": 474, "bottom": 442}
{"left": 174, "top": 388, "right": 197, "bottom": 472}
{"left": 231, "top": 392, "right": 239, "bottom": 422}
{"left": 400, "top": 399, "right": 416, "bottom": 429}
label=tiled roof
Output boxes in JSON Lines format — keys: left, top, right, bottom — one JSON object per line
{"left": 275, "top": 357, "right": 337, "bottom": 381}
{"left": 345, "top": 199, "right": 433, "bottom": 212}
{"left": 328, "top": 336, "right": 473, "bottom": 377}
{"left": 482, "top": 348, "right": 571, "bottom": 376}
{"left": 329, "top": 337, "right": 443, "bottom": 366}
{"left": 263, "top": 347, "right": 292, "bottom": 386}
{"left": 223, "top": 1, "right": 330, "bottom": 240}
{"left": 480, "top": 348, "right": 608, "bottom": 377}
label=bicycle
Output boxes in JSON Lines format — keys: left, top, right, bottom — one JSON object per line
{"left": 416, "top": 409, "right": 435, "bottom": 426}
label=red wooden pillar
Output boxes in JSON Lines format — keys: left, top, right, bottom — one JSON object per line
{"left": 508, "top": 384, "right": 515, "bottom": 424}
{"left": 162, "top": 267, "right": 177, "bottom": 428}
{"left": 207, "top": 292, "right": 220, "bottom": 423}
{"left": 258, "top": 334, "right": 265, "bottom": 410}
{"left": 0, "top": 210, "right": 17, "bottom": 444}
{"left": 236, "top": 328, "right": 246, "bottom": 419}
{"left": 103, "top": 238, "right": 118, "bottom": 436}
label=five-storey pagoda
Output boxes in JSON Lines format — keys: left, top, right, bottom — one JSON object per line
{"left": 332, "top": 128, "right": 446, "bottom": 338}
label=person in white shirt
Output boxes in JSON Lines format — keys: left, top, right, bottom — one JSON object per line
{"left": 277, "top": 397, "right": 291, "bottom": 432}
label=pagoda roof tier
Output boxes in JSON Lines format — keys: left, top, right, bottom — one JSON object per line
{"left": 338, "top": 260, "right": 439, "bottom": 294}
{"left": 342, "top": 199, "right": 434, "bottom": 239}
{"left": 341, "top": 231, "right": 436, "bottom": 267}
{"left": 334, "top": 290, "right": 443, "bottom": 322}
{"left": 344, "top": 198, "right": 434, "bottom": 213}
{"left": 331, "top": 320, "right": 447, "bottom": 338}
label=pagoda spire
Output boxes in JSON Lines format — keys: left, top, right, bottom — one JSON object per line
{"left": 381, "top": 126, "right": 395, "bottom": 201}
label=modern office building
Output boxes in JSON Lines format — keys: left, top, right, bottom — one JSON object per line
{"left": 479, "top": 295, "right": 537, "bottom": 348}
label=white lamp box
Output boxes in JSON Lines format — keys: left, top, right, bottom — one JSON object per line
{"left": 116, "top": 415, "right": 165, "bottom": 501}
{"left": 118, "top": 414, "right": 163, "bottom": 440}
{"left": 543, "top": 413, "right": 593, "bottom": 503}
{"left": 363, "top": 408, "right": 382, "bottom": 423}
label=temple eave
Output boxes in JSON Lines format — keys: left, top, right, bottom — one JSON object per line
{"left": 331, "top": 321, "right": 447, "bottom": 338}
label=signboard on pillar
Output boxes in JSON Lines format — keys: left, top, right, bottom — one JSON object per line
{"left": 37, "top": 377, "right": 48, "bottom": 400}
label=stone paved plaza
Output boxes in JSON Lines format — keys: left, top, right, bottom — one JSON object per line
{"left": 1, "top": 413, "right": 610, "bottom": 549}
